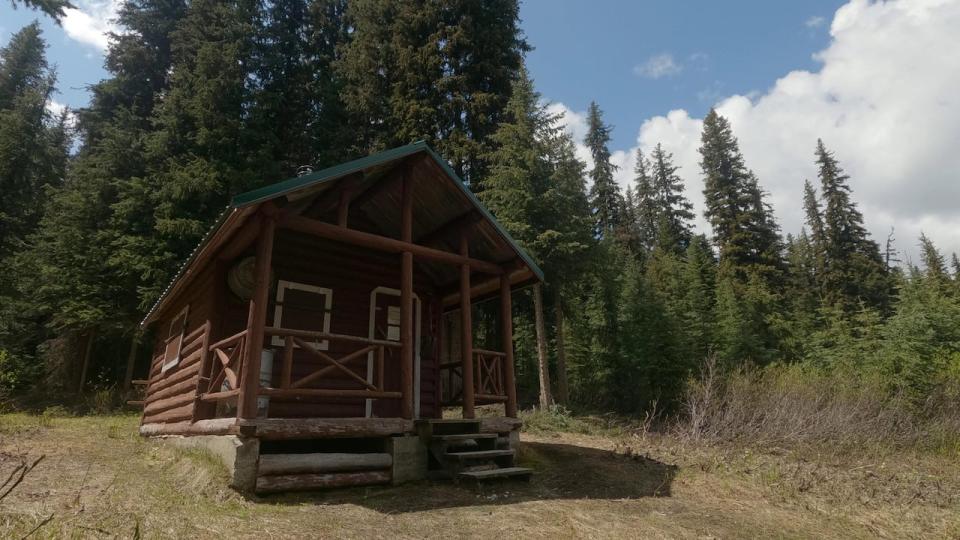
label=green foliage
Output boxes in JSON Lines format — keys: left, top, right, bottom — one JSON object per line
{"left": 7, "top": 0, "right": 74, "bottom": 21}
{"left": 584, "top": 101, "right": 623, "bottom": 237}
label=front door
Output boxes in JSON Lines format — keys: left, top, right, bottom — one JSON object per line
{"left": 367, "top": 287, "right": 421, "bottom": 418}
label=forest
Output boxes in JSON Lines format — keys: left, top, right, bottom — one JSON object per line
{"left": 0, "top": 0, "right": 958, "bottom": 448}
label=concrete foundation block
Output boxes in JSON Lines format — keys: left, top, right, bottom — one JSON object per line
{"left": 165, "top": 435, "right": 260, "bottom": 493}
{"left": 386, "top": 435, "right": 426, "bottom": 485}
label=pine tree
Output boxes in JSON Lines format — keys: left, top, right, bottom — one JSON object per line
{"left": 632, "top": 148, "right": 657, "bottom": 254}
{"left": 649, "top": 143, "right": 694, "bottom": 254}
{"left": 585, "top": 101, "right": 622, "bottom": 237}
{"left": 337, "top": 0, "right": 527, "bottom": 185}
{"left": 9, "top": 0, "right": 74, "bottom": 21}
{"left": 815, "top": 139, "right": 889, "bottom": 311}
{"left": 919, "top": 233, "right": 949, "bottom": 288}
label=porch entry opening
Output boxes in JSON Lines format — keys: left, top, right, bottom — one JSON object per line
{"left": 366, "top": 287, "right": 421, "bottom": 418}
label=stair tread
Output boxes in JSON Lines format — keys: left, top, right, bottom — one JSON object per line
{"left": 445, "top": 449, "right": 514, "bottom": 459}
{"left": 457, "top": 467, "right": 533, "bottom": 480}
{"left": 421, "top": 418, "right": 481, "bottom": 424}
{"left": 435, "top": 433, "right": 498, "bottom": 441}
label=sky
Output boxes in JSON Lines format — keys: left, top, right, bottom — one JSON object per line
{"left": 2, "top": 0, "right": 959, "bottom": 264}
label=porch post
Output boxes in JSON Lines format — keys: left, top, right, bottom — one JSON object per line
{"left": 400, "top": 170, "right": 415, "bottom": 419}
{"left": 238, "top": 209, "right": 276, "bottom": 420}
{"left": 459, "top": 233, "right": 476, "bottom": 419}
{"left": 500, "top": 275, "right": 518, "bottom": 418}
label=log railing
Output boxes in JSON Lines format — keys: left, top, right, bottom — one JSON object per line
{"left": 259, "top": 327, "right": 403, "bottom": 400}
{"left": 199, "top": 329, "right": 247, "bottom": 403}
{"left": 439, "top": 349, "right": 508, "bottom": 405}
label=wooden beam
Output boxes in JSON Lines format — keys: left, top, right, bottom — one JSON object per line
{"left": 258, "top": 453, "right": 392, "bottom": 476}
{"left": 280, "top": 214, "right": 503, "bottom": 275}
{"left": 302, "top": 172, "right": 363, "bottom": 218}
{"left": 500, "top": 275, "right": 518, "bottom": 418}
{"left": 349, "top": 166, "right": 403, "bottom": 210}
{"left": 217, "top": 217, "right": 261, "bottom": 261}
{"left": 259, "top": 388, "right": 402, "bottom": 399}
{"left": 336, "top": 185, "right": 353, "bottom": 227}
{"left": 460, "top": 233, "right": 475, "bottom": 419}
{"left": 442, "top": 266, "right": 534, "bottom": 307}
{"left": 139, "top": 418, "right": 238, "bottom": 437}
{"left": 400, "top": 168, "right": 414, "bottom": 419}
{"left": 255, "top": 470, "right": 390, "bottom": 493}
{"left": 415, "top": 209, "right": 481, "bottom": 246}
{"left": 238, "top": 211, "right": 276, "bottom": 419}
{"left": 236, "top": 417, "right": 413, "bottom": 440}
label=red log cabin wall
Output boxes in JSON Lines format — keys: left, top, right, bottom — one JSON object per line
{"left": 143, "top": 225, "right": 444, "bottom": 424}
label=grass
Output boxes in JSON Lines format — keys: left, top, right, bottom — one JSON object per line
{"left": 0, "top": 410, "right": 957, "bottom": 538}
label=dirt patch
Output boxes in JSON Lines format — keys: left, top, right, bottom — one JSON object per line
{"left": 0, "top": 413, "right": 957, "bottom": 538}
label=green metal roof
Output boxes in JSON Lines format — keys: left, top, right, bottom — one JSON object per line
{"left": 142, "top": 142, "right": 544, "bottom": 327}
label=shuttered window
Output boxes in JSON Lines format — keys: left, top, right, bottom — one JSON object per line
{"left": 272, "top": 280, "right": 333, "bottom": 349}
{"left": 161, "top": 305, "right": 189, "bottom": 373}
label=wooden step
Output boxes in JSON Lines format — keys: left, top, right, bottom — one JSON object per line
{"left": 434, "top": 433, "right": 498, "bottom": 442}
{"left": 457, "top": 467, "right": 533, "bottom": 481}
{"left": 445, "top": 449, "right": 514, "bottom": 461}
{"left": 423, "top": 419, "right": 481, "bottom": 424}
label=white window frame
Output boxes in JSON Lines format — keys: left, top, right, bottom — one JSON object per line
{"left": 271, "top": 280, "right": 333, "bottom": 350}
{"left": 161, "top": 305, "right": 189, "bottom": 374}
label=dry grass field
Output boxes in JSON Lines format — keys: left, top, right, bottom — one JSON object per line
{"left": 0, "top": 411, "right": 957, "bottom": 539}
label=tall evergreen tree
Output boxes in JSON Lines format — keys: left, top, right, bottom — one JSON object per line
{"left": 649, "top": 143, "right": 694, "bottom": 254}
{"left": 632, "top": 148, "right": 657, "bottom": 254}
{"left": 815, "top": 139, "right": 888, "bottom": 311}
{"left": 337, "top": 0, "right": 527, "bottom": 185}
{"left": 584, "top": 101, "right": 622, "bottom": 237}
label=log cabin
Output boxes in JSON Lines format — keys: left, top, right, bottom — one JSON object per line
{"left": 137, "top": 142, "right": 543, "bottom": 493}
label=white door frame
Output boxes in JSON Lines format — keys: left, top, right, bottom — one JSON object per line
{"left": 366, "top": 287, "right": 421, "bottom": 418}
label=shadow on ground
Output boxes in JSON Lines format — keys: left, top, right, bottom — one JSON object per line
{"left": 256, "top": 440, "right": 678, "bottom": 513}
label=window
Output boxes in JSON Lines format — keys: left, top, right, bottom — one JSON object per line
{"left": 272, "top": 280, "right": 333, "bottom": 349}
{"left": 161, "top": 305, "right": 189, "bottom": 373}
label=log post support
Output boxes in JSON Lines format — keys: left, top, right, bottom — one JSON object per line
{"left": 460, "top": 233, "right": 475, "bottom": 419}
{"left": 400, "top": 168, "right": 415, "bottom": 419}
{"left": 238, "top": 208, "right": 277, "bottom": 420}
{"left": 500, "top": 276, "right": 518, "bottom": 418}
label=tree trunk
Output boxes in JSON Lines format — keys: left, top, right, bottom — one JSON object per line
{"left": 554, "top": 292, "right": 569, "bottom": 404}
{"left": 532, "top": 284, "right": 553, "bottom": 408}
{"left": 78, "top": 328, "right": 96, "bottom": 392}
{"left": 123, "top": 332, "right": 139, "bottom": 393}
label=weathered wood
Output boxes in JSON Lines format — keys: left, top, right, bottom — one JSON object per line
{"left": 78, "top": 328, "right": 96, "bottom": 392}
{"left": 281, "top": 214, "right": 503, "bottom": 275}
{"left": 239, "top": 212, "right": 276, "bottom": 419}
{"left": 337, "top": 185, "right": 352, "bottom": 227}
{"left": 207, "top": 330, "right": 247, "bottom": 351}
{"left": 264, "top": 327, "right": 400, "bottom": 348}
{"left": 400, "top": 170, "right": 414, "bottom": 419}
{"left": 459, "top": 234, "right": 475, "bottom": 419}
{"left": 139, "top": 418, "right": 238, "bottom": 437}
{"left": 260, "top": 388, "right": 402, "bottom": 399}
{"left": 291, "top": 338, "right": 376, "bottom": 390}
{"left": 192, "top": 320, "right": 214, "bottom": 421}
{"left": 145, "top": 375, "right": 198, "bottom": 405}
{"left": 217, "top": 216, "right": 261, "bottom": 261}
{"left": 142, "top": 402, "right": 194, "bottom": 424}
{"left": 255, "top": 470, "right": 390, "bottom": 493}
{"left": 199, "top": 388, "right": 241, "bottom": 402}
{"left": 258, "top": 453, "right": 392, "bottom": 476}
{"left": 415, "top": 209, "right": 481, "bottom": 246}
{"left": 148, "top": 362, "right": 201, "bottom": 395}
{"left": 239, "top": 417, "right": 413, "bottom": 440}
{"left": 473, "top": 348, "right": 506, "bottom": 357}
{"left": 281, "top": 336, "right": 293, "bottom": 388}
{"left": 122, "top": 333, "right": 139, "bottom": 392}
{"left": 479, "top": 416, "right": 523, "bottom": 434}
{"left": 286, "top": 344, "right": 375, "bottom": 389}
{"left": 143, "top": 392, "right": 196, "bottom": 415}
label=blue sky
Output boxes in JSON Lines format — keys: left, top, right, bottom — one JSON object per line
{"left": 520, "top": 0, "right": 844, "bottom": 150}
{"left": 2, "top": 0, "right": 959, "bottom": 262}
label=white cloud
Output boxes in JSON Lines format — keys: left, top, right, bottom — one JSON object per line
{"left": 45, "top": 99, "right": 78, "bottom": 129}
{"left": 585, "top": 0, "right": 960, "bottom": 263}
{"left": 61, "top": 0, "right": 121, "bottom": 51}
{"left": 805, "top": 15, "right": 827, "bottom": 28}
{"left": 634, "top": 53, "right": 683, "bottom": 79}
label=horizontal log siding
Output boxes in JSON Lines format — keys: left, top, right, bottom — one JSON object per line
{"left": 142, "top": 263, "right": 216, "bottom": 425}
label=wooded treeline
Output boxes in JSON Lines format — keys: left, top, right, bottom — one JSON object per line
{"left": 1, "top": 1, "right": 959, "bottom": 415}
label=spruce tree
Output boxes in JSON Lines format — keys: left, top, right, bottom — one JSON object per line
{"left": 337, "top": 0, "right": 527, "bottom": 185}
{"left": 815, "top": 139, "right": 889, "bottom": 311}
{"left": 9, "top": 0, "right": 74, "bottom": 21}
{"left": 585, "top": 101, "right": 622, "bottom": 237}
{"left": 649, "top": 143, "right": 694, "bottom": 254}
{"left": 632, "top": 148, "right": 657, "bottom": 254}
